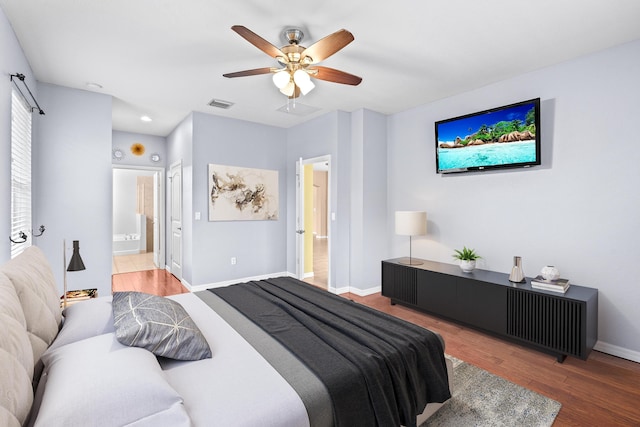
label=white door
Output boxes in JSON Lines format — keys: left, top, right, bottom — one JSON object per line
{"left": 153, "top": 171, "right": 161, "bottom": 268}
{"left": 295, "top": 158, "right": 305, "bottom": 280}
{"left": 170, "top": 161, "right": 183, "bottom": 280}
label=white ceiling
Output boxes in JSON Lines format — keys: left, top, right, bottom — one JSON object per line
{"left": 3, "top": 0, "right": 640, "bottom": 136}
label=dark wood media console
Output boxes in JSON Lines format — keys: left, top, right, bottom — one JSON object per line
{"left": 382, "top": 258, "right": 598, "bottom": 362}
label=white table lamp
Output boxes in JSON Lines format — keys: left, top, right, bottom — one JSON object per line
{"left": 395, "top": 211, "right": 427, "bottom": 265}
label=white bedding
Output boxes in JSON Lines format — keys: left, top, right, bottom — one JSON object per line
{"left": 163, "top": 293, "right": 311, "bottom": 427}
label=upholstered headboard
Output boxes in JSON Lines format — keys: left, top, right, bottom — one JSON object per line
{"left": 0, "top": 246, "right": 63, "bottom": 427}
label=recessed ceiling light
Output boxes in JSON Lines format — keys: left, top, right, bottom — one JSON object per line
{"left": 140, "top": 115, "right": 153, "bottom": 122}
{"left": 86, "top": 82, "right": 103, "bottom": 89}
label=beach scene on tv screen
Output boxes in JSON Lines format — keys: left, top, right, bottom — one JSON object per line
{"left": 437, "top": 102, "right": 537, "bottom": 171}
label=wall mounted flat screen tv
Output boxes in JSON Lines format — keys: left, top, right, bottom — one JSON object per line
{"left": 435, "top": 98, "right": 541, "bottom": 174}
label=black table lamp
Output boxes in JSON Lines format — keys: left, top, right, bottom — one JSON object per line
{"left": 63, "top": 240, "right": 86, "bottom": 308}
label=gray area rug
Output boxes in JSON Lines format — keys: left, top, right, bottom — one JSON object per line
{"left": 421, "top": 356, "right": 561, "bottom": 426}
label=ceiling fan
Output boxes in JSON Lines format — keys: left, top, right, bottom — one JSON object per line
{"left": 223, "top": 25, "right": 362, "bottom": 99}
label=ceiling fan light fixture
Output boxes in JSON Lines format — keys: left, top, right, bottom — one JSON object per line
{"left": 224, "top": 26, "right": 361, "bottom": 98}
{"left": 272, "top": 70, "right": 290, "bottom": 89}
{"left": 280, "top": 81, "right": 296, "bottom": 97}
{"left": 293, "top": 70, "right": 314, "bottom": 95}
{"left": 298, "top": 79, "right": 314, "bottom": 95}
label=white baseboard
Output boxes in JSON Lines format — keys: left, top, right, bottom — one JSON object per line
{"left": 594, "top": 341, "right": 640, "bottom": 363}
{"left": 346, "top": 286, "right": 381, "bottom": 297}
{"left": 331, "top": 285, "right": 350, "bottom": 294}
{"left": 304, "top": 272, "right": 314, "bottom": 279}
{"left": 189, "top": 271, "right": 290, "bottom": 293}
{"left": 180, "top": 278, "right": 193, "bottom": 291}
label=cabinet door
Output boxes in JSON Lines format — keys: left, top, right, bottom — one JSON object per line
{"left": 416, "top": 270, "right": 457, "bottom": 317}
{"left": 381, "top": 262, "right": 417, "bottom": 305}
{"left": 456, "top": 278, "right": 507, "bottom": 334}
{"left": 507, "top": 288, "right": 587, "bottom": 359}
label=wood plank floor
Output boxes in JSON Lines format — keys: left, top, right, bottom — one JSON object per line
{"left": 345, "top": 292, "right": 640, "bottom": 426}
{"left": 303, "top": 237, "right": 328, "bottom": 289}
{"left": 113, "top": 269, "right": 640, "bottom": 426}
{"left": 111, "top": 269, "right": 188, "bottom": 296}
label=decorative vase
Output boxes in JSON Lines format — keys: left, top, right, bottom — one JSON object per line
{"left": 460, "top": 260, "right": 476, "bottom": 273}
{"left": 509, "top": 256, "right": 525, "bottom": 283}
{"left": 541, "top": 265, "right": 560, "bottom": 281}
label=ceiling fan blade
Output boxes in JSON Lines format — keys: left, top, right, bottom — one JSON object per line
{"left": 301, "top": 29, "right": 354, "bottom": 64}
{"left": 231, "top": 25, "right": 287, "bottom": 60}
{"left": 223, "top": 67, "right": 275, "bottom": 78}
{"left": 310, "top": 66, "right": 362, "bottom": 86}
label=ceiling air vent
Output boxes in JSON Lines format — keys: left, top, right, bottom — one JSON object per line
{"left": 208, "top": 99, "right": 234, "bottom": 109}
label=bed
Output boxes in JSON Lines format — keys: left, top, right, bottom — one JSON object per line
{"left": 0, "top": 246, "right": 452, "bottom": 427}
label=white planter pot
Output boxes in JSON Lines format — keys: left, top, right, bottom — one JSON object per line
{"left": 460, "top": 260, "right": 476, "bottom": 273}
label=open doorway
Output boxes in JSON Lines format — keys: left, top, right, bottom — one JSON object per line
{"left": 297, "top": 156, "right": 331, "bottom": 290}
{"left": 112, "top": 167, "right": 165, "bottom": 274}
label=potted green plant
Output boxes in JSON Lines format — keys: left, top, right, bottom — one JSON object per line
{"left": 453, "top": 246, "right": 481, "bottom": 272}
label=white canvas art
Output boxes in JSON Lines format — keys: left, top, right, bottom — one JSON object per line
{"left": 208, "top": 164, "right": 279, "bottom": 221}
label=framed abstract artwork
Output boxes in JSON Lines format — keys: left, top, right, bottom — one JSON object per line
{"left": 208, "top": 164, "right": 279, "bottom": 221}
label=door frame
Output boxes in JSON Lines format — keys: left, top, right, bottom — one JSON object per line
{"left": 296, "top": 155, "right": 332, "bottom": 289}
{"left": 112, "top": 165, "right": 165, "bottom": 270}
{"left": 169, "top": 160, "right": 183, "bottom": 280}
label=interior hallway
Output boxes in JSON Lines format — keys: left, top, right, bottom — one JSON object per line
{"left": 303, "top": 237, "right": 328, "bottom": 289}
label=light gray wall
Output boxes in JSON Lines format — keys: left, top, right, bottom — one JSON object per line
{"left": 387, "top": 39, "right": 640, "bottom": 358}
{"left": 33, "top": 83, "right": 113, "bottom": 299}
{"left": 191, "top": 112, "right": 287, "bottom": 285}
{"left": 167, "top": 112, "right": 288, "bottom": 287}
{"left": 112, "top": 130, "right": 166, "bottom": 168}
{"left": 350, "top": 109, "right": 387, "bottom": 289}
{"left": 283, "top": 110, "right": 386, "bottom": 292}
{"left": 0, "top": 8, "right": 37, "bottom": 262}
{"left": 286, "top": 111, "right": 355, "bottom": 290}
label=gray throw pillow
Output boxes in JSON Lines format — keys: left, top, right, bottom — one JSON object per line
{"left": 112, "top": 291, "right": 212, "bottom": 360}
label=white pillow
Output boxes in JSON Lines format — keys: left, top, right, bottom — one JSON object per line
{"left": 46, "top": 296, "right": 115, "bottom": 353}
{"left": 34, "top": 333, "right": 191, "bottom": 427}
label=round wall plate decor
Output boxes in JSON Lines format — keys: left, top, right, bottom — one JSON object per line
{"left": 112, "top": 148, "right": 125, "bottom": 160}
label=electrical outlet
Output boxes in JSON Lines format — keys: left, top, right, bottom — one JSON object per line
{"left": 231, "top": 257, "right": 236, "bottom": 265}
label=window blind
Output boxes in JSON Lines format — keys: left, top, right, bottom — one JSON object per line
{"left": 10, "top": 89, "right": 32, "bottom": 258}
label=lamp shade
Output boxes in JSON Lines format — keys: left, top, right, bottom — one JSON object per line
{"left": 280, "top": 81, "right": 296, "bottom": 97}
{"left": 272, "top": 70, "right": 290, "bottom": 89}
{"left": 395, "top": 211, "right": 427, "bottom": 236}
{"left": 293, "top": 70, "right": 315, "bottom": 95}
{"left": 67, "top": 240, "right": 86, "bottom": 272}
